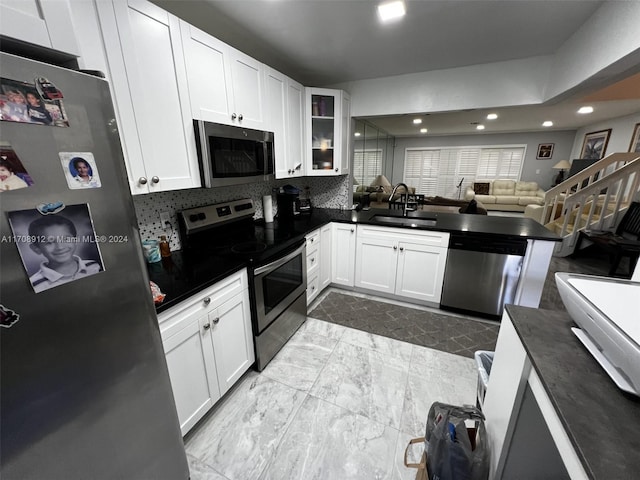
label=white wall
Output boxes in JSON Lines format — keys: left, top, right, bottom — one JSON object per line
{"left": 336, "top": 56, "right": 551, "bottom": 117}
{"left": 392, "top": 130, "right": 576, "bottom": 191}
{"left": 570, "top": 112, "right": 640, "bottom": 159}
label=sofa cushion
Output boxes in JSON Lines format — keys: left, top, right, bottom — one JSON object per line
{"left": 473, "top": 182, "right": 490, "bottom": 195}
{"left": 515, "top": 181, "right": 540, "bottom": 196}
{"left": 518, "top": 196, "right": 545, "bottom": 206}
{"left": 475, "top": 194, "right": 496, "bottom": 204}
{"left": 498, "top": 195, "right": 521, "bottom": 205}
{"left": 492, "top": 180, "right": 516, "bottom": 196}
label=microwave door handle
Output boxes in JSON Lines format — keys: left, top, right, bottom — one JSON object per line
{"left": 197, "top": 120, "right": 213, "bottom": 188}
{"left": 253, "top": 243, "right": 305, "bottom": 276}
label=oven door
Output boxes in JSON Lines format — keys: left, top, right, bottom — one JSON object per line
{"left": 253, "top": 241, "right": 307, "bottom": 334}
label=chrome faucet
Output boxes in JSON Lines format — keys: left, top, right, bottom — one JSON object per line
{"left": 389, "top": 182, "right": 410, "bottom": 216}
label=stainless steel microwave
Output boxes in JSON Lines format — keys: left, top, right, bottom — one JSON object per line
{"left": 194, "top": 120, "right": 275, "bottom": 187}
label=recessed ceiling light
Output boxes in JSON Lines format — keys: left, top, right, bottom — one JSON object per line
{"left": 377, "top": 1, "right": 406, "bottom": 22}
{"left": 476, "top": 125, "right": 485, "bottom": 130}
{"left": 542, "top": 121, "right": 553, "bottom": 127}
{"left": 578, "top": 106, "right": 594, "bottom": 114}
{"left": 354, "top": 132, "right": 361, "bottom": 137}
{"left": 413, "top": 118, "right": 422, "bottom": 125}
{"left": 486, "top": 113, "right": 498, "bottom": 120}
{"left": 420, "top": 128, "right": 428, "bottom": 133}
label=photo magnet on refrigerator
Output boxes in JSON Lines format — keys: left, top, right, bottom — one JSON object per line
{"left": 0, "top": 76, "right": 69, "bottom": 127}
{"left": 59, "top": 152, "right": 101, "bottom": 189}
{"left": 8, "top": 204, "right": 105, "bottom": 293}
{"left": 36, "top": 201, "right": 65, "bottom": 215}
{"left": 0, "top": 305, "right": 21, "bottom": 328}
{"left": 1, "top": 142, "right": 34, "bottom": 192}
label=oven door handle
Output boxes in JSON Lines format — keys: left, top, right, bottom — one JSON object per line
{"left": 253, "top": 242, "right": 305, "bottom": 276}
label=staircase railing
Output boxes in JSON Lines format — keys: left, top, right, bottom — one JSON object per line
{"left": 547, "top": 153, "right": 640, "bottom": 256}
{"left": 541, "top": 152, "right": 640, "bottom": 225}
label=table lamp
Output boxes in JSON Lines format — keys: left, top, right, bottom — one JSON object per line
{"left": 370, "top": 174, "right": 392, "bottom": 192}
{"left": 553, "top": 160, "right": 571, "bottom": 185}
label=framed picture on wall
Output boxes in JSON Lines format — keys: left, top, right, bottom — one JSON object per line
{"left": 536, "top": 143, "right": 554, "bottom": 159}
{"left": 629, "top": 123, "right": 640, "bottom": 153}
{"left": 580, "top": 129, "right": 612, "bottom": 159}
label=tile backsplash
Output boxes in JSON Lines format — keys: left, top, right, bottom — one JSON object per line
{"left": 134, "top": 175, "right": 350, "bottom": 251}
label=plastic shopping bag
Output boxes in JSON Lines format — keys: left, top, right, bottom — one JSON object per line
{"left": 424, "top": 402, "right": 489, "bottom": 480}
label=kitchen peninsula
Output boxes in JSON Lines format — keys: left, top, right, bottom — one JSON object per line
{"left": 484, "top": 305, "right": 640, "bottom": 479}
{"left": 149, "top": 207, "right": 559, "bottom": 314}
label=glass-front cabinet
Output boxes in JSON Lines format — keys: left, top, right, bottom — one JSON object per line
{"left": 305, "top": 87, "right": 350, "bottom": 176}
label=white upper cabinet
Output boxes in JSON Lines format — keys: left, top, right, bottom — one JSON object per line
{"left": 96, "top": 0, "right": 200, "bottom": 194}
{"left": 305, "top": 87, "right": 350, "bottom": 176}
{"left": 181, "top": 21, "right": 264, "bottom": 129}
{"left": 0, "top": 0, "right": 79, "bottom": 55}
{"left": 180, "top": 21, "right": 233, "bottom": 125}
{"left": 264, "top": 66, "right": 288, "bottom": 178}
{"left": 228, "top": 48, "right": 265, "bottom": 128}
{"left": 286, "top": 77, "right": 305, "bottom": 178}
{"left": 267, "top": 67, "right": 305, "bottom": 179}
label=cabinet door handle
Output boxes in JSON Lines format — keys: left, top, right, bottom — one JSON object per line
{"left": 350, "top": 228, "right": 354, "bottom": 233}
{"left": 212, "top": 317, "right": 220, "bottom": 325}
{"left": 311, "top": 238, "right": 314, "bottom": 243}
{"left": 138, "top": 177, "right": 148, "bottom": 185}
{"left": 238, "top": 114, "right": 243, "bottom": 121}
{"left": 203, "top": 323, "right": 211, "bottom": 330}
{"left": 203, "top": 297, "right": 211, "bottom": 306}
{"left": 399, "top": 247, "right": 404, "bottom": 252}
{"left": 231, "top": 113, "right": 237, "bottom": 120}
{"left": 393, "top": 245, "right": 398, "bottom": 250}
{"left": 312, "top": 286, "right": 316, "bottom": 291}
{"left": 151, "top": 176, "right": 160, "bottom": 184}
{"left": 311, "top": 257, "right": 315, "bottom": 263}
{"left": 335, "top": 167, "right": 339, "bottom": 172}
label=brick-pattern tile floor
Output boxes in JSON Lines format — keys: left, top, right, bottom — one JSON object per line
{"left": 309, "top": 292, "right": 499, "bottom": 359}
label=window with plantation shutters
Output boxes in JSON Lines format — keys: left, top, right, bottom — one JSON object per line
{"left": 404, "top": 149, "right": 439, "bottom": 195}
{"left": 477, "top": 148, "right": 523, "bottom": 180}
{"left": 352, "top": 149, "right": 382, "bottom": 186}
{"left": 403, "top": 145, "right": 525, "bottom": 195}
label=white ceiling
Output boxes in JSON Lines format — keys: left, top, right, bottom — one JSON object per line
{"left": 153, "top": 0, "right": 640, "bottom": 137}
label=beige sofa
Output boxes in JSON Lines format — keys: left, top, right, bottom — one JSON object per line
{"left": 465, "top": 180, "right": 545, "bottom": 212}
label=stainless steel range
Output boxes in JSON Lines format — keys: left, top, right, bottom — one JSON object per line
{"left": 178, "top": 199, "right": 307, "bottom": 370}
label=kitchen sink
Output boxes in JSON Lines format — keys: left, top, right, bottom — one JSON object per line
{"left": 370, "top": 215, "right": 437, "bottom": 227}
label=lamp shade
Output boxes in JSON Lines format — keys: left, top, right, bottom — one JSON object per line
{"left": 553, "top": 160, "right": 571, "bottom": 170}
{"left": 370, "top": 174, "right": 392, "bottom": 187}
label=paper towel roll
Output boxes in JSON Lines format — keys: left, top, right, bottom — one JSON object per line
{"left": 263, "top": 195, "right": 274, "bottom": 223}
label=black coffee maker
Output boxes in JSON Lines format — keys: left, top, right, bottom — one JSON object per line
{"left": 276, "top": 185, "right": 301, "bottom": 221}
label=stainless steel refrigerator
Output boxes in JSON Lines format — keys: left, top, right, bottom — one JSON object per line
{"left": 0, "top": 52, "right": 189, "bottom": 478}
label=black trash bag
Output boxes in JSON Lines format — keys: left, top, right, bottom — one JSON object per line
{"left": 424, "top": 402, "right": 489, "bottom": 480}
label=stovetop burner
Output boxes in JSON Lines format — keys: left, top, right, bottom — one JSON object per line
{"left": 231, "top": 241, "right": 267, "bottom": 254}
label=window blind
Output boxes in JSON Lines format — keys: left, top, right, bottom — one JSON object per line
{"left": 353, "top": 149, "right": 382, "bottom": 186}
{"left": 403, "top": 146, "right": 525, "bottom": 196}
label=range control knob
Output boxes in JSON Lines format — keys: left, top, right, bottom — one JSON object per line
{"left": 197, "top": 212, "right": 206, "bottom": 221}
{"left": 189, "top": 214, "right": 199, "bottom": 222}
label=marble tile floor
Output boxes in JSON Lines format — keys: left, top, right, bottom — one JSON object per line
{"left": 184, "top": 317, "right": 477, "bottom": 480}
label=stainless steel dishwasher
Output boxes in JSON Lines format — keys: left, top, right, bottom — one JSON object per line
{"left": 440, "top": 233, "right": 527, "bottom": 317}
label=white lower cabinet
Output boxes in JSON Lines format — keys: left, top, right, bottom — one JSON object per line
{"left": 320, "top": 224, "right": 332, "bottom": 290}
{"left": 306, "top": 229, "right": 321, "bottom": 304}
{"left": 331, "top": 222, "right": 357, "bottom": 287}
{"left": 355, "top": 225, "right": 449, "bottom": 304}
{"left": 158, "top": 270, "right": 253, "bottom": 435}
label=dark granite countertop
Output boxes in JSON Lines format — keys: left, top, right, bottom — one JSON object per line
{"left": 505, "top": 305, "right": 640, "bottom": 480}
{"left": 149, "top": 208, "right": 559, "bottom": 313}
